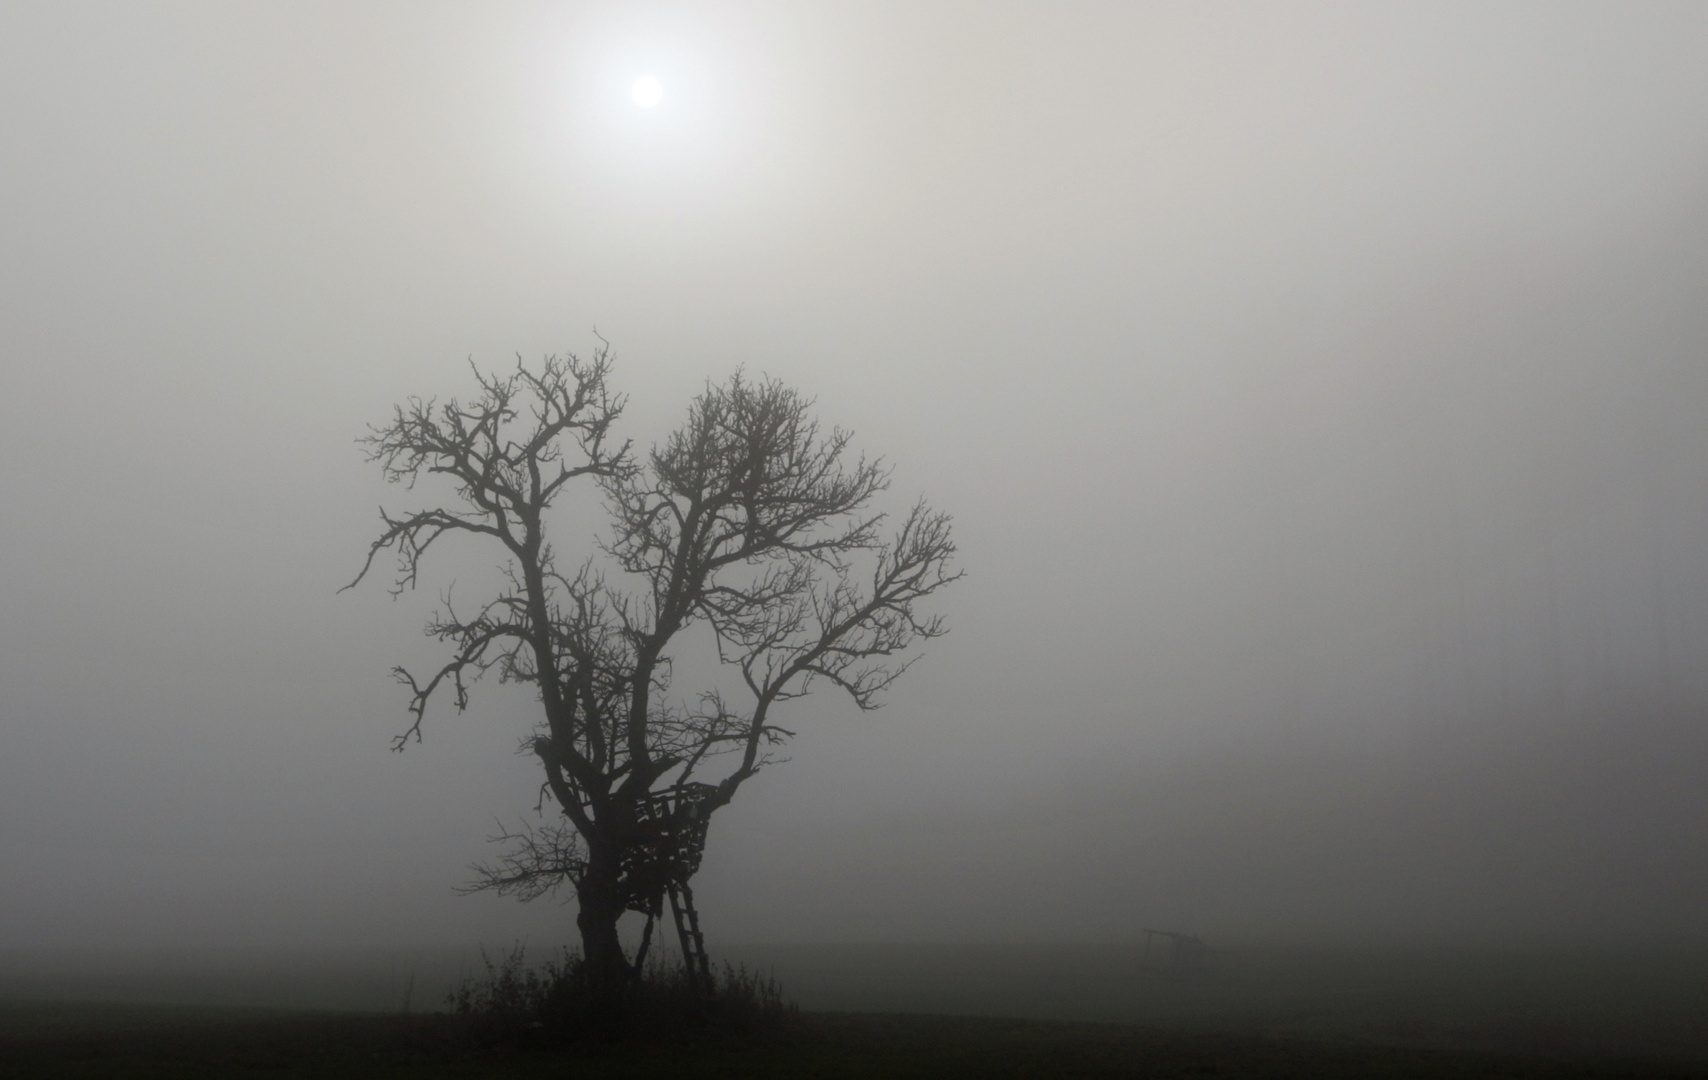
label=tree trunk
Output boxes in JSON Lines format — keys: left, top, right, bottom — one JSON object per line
{"left": 575, "top": 845, "right": 630, "bottom": 1002}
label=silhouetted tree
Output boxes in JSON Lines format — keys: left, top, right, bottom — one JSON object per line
{"left": 346, "top": 347, "right": 958, "bottom": 996}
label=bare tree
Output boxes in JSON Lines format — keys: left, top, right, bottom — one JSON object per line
{"left": 346, "top": 347, "right": 958, "bottom": 993}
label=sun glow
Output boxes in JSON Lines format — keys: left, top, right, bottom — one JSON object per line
{"left": 631, "top": 76, "right": 663, "bottom": 108}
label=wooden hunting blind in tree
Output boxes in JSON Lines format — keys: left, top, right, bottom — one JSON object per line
{"left": 345, "top": 347, "right": 958, "bottom": 997}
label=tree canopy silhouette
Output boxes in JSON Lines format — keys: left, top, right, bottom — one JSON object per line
{"left": 346, "top": 347, "right": 958, "bottom": 993}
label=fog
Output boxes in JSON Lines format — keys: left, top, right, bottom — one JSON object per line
{"left": 2, "top": 2, "right": 1707, "bottom": 953}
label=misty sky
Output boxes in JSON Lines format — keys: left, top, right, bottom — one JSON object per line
{"left": 3, "top": 2, "right": 1708, "bottom": 951}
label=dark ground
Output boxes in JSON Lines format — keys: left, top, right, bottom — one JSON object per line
{"left": 1, "top": 1002, "right": 1704, "bottom": 1080}
{"left": 5, "top": 946, "right": 1708, "bottom": 1077}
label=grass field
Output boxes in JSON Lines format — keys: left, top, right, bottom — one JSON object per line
{"left": 2, "top": 1002, "right": 1703, "bottom": 1080}
{"left": 734, "top": 943, "right": 1708, "bottom": 1061}
{"left": 4, "top": 945, "right": 1708, "bottom": 1077}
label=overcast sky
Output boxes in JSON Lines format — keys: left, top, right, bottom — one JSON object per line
{"left": 3, "top": 1, "right": 1708, "bottom": 951}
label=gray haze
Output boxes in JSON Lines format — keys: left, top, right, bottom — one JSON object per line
{"left": 2, "top": 2, "right": 1707, "bottom": 951}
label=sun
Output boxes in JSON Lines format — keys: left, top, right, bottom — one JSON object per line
{"left": 631, "top": 76, "right": 663, "bottom": 108}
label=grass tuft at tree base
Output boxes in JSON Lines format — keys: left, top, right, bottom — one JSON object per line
{"left": 444, "top": 945, "right": 800, "bottom": 1050}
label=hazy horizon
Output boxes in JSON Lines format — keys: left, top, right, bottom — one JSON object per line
{"left": 3, "top": 1, "right": 1707, "bottom": 954}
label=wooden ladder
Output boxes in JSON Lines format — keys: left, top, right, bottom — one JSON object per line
{"left": 667, "top": 880, "right": 713, "bottom": 994}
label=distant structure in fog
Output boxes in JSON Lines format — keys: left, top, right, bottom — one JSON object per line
{"left": 1139, "top": 928, "right": 1214, "bottom": 978}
